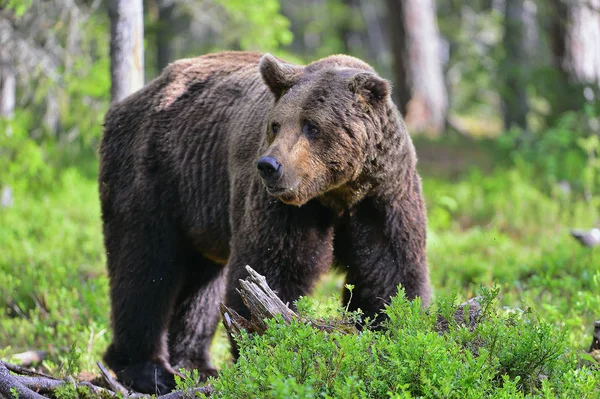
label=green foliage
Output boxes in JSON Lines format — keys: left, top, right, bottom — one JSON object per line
{"left": 2, "top": 138, "right": 599, "bottom": 392}
{"left": 0, "top": 169, "right": 109, "bottom": 372}
{"left": 212, "top": 288, "right": 597, "bottom": 398}
{"left": 53, "top": 382, "right": 95, "bottom": 399}
{"left": 281, "top": 0, "right": 358, "bottom": 60}
{"left": 4, "top": 0, "right": 32, "bottom": 17}
{"left": 497, "top": 106, "right": 600, "bottom": 197}
{"left": 62, "top": 343, "right": 83, "bottom": 378}
{"left": 175, "top": 368, "right": 200, "bottom": 392}
{"left": 219, "top": 0, "right": 293, "bottom": 50}
{"left": 3, "top": 0, "right": 600, "bottom": 394}
{"left": 0, "top": 112, "right": 56, "bottom": 192}
{"left": 423, "top": 159, "right": 600, "bottom": 350}
{"left": 438, "top": 3, "right": 504, "bottom": 121}
{"left": 53, "top": 383, "right": 78, "bottom": 399}
{"left": 0, "top": 1, "right": 109, "bottom": 183}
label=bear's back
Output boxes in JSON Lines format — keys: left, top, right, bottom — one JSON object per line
{"left": 100, "top": 52, "right": 275, "bottom": 264}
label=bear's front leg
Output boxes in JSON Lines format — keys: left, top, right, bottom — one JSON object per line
{"left": 335, "top": 172, "right": 431, "bottom": 325}
{"left": 224, "top": 198, "right": 335, "bottom": 353}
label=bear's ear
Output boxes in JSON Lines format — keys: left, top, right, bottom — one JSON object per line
{"left": 259, "top": 54, "right": 303, "bottom": 99}
{"left": 348, "top": 72, "right": 390, "bottom": 105}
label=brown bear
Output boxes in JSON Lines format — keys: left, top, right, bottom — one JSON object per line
{"left": 99, "top": 51, "right": 430, "bottom": 394}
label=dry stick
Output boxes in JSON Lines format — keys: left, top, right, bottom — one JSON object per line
{"left": 1, "top": 360, "right": 214, "bottom": 399}
{"left": 220, "top": 266, "right": 360, "bottom": 337}
{"left": 1, "top": 362, "right": 57, "bottom": 380}
{"left": 220, "top": 265, "right": 297, "bottom": 337}
{"left": 96, "top": 361, "right": 130, "bottom": 396}
{"left": 223, "top": 266, "right": 484, "bottom": 339}
{"left": 0, "top": 362, "right": 47, "bottom": 399}
{"left": 95, "top": 362, "right": 214, "bottom": 398}
{"left": 0, "top": 362, "right": 120, "bottom": 398}
{"left": 10, "top": 376, "right": 64, "bottom": 393}
{"left": 235, "top": 265, "right": 298, "bottom": 334}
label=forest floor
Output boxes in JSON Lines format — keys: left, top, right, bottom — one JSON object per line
{"left": 0, "top": 135, "right": 599, "bottom": 392}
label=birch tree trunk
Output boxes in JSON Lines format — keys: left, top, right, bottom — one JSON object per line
{"left": 386, "top": 0, "right": 448, "bottom": 134}
{"left": 0, "top": 48, "right": 15, "bottom": 118}
{"left": 547, "top": 0, "right": 600, "bottom": 117}
{"left": 109, "top": 0, "right": 144, "bottom": 103}
{"left": 554, "top": 0, "right": 600, "bottom": 85}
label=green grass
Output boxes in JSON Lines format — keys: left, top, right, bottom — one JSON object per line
{"left": 0, "top": 169, "right": 109, "bottom": 374}
{"left": 1, "top": 154, "right": 599, "bottom": 395}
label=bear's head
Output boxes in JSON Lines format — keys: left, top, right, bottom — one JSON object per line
{"left": 257, "top": 53, "right": 391, "bottom": 207}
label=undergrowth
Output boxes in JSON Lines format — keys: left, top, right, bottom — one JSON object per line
{"left": 1, "top": 135, "right": 600, "bottom": 396}
{"left": 212, "top": 288, "right": 598, "bottom": 398}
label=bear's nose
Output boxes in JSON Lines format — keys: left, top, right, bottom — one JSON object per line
{"left": 257, "top": 156, "right": 283, "bottom": 182}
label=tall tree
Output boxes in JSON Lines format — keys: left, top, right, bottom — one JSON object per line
{"left": 548, "top": 0, "right": 600, "bottom": 116}
{"left": 552, "top": 0, "right": 600, "bottom": 85}
{"left": 386, "top": 0, "right": 448, "bottom": 134}
{"left": 109, "top": 0, "right": 144, "bottom": 103}
{"left": 0, "top": 50, "right": 15, "bottom": 118}
{"left": 502, "top": 0, "right": 532, "bottom": 131}
{"left": 155, "top": 0, "right": 175, "bottom": 73}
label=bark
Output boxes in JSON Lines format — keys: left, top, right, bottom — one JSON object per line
{"left": 0, "top": 362, "right": 47, "bottom": 399}
{"left": 554, "top": 0, "right": 600, "bottom": 85}
{"left": 549, "top": 0, "right": 600, "bottom": 115}
{"left": 220, "top": 266, "right": 358, "bottom": 337}
{"left": 0, "top": 51, "right": 15, "bottom": 118}
{"left": 0, "top": 361, "right": 214, "bottom": 399}
{"left": 386, "top": 0, "right": 448, "bottom": 134}
{"left": 109, "top": 0, "right": 144, "bottom": 103}
{"left": 221, "top": 266, "right": 484, "bottom": 340}
{"left": 502, "top": 0, "right": 531, "bottom": 130}
{"left": 221, "top": 266, "right": 299, "bottom": 336}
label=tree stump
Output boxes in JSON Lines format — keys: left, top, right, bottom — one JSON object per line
{"left": 220, "top": 266, "right": 299, "bottom": 336}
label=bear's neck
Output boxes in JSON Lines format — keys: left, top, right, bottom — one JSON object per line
{"left": 365, "top": 103, "right": 418, "bottom": 198}
{"left": 318, "top": 104, "right": 417, "bottom": 213}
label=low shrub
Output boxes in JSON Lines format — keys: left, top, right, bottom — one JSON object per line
{"left": 212, "top": 288, "right": 598, "bottom": 398}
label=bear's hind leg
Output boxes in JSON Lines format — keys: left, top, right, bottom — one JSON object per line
{"left": 102, "top": 215, "right": 184, "bottom": 395}
{"left": 168, "top": 251, "right": 227, "bottom": 381}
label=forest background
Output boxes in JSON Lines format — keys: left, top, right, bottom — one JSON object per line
{"left": 1, "top": 0, "right": 600, "bottom": 397}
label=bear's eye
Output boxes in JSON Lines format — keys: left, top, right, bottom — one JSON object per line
{"left": 271, "top": 122, "right": 280, "bottom": 135}
{"left": 303, "top": 122, "right": 319, "bottom": 137}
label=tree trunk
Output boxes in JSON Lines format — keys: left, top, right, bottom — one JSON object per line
{"left": 156, "top": 0, "right": 174, "bottom": 73}
{"left": 548, "top": 0, "right": 600, "bottom": 116}
{"left": 0, "top": 51, "right": 15, "bottom": 118}
{"left": 502, "top": 0, "right": 531, "bottom": 131}
{"left": 554, "top": 0, "right": 600, "bottom": 85}
{"left": 358, "top": 0, "right": 390, "bottom": 73}
{"left": 386, "top": 0, "right": 448, "bottom": 134}
{"left": 109, "top": 0, "right": 144, "bottom": 103}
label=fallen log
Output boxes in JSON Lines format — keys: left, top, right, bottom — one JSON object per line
{"left": 220, "top": 265, "right": 298, "bottom": 336}
{"left": 220, "top": 265, "right": 359, "bottom": 338}
{"left": 220, "top": 265, "right": 484, "bottom": 339}
{"left": 0, "top": 361, "right": 213, "bottom": 399}
{"left": 1, "top": 267, "right": 488, "bottom": 399}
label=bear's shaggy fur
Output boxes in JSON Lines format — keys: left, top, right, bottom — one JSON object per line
{"left": 99, "top": 51, "right": 430, "bottom": 393}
